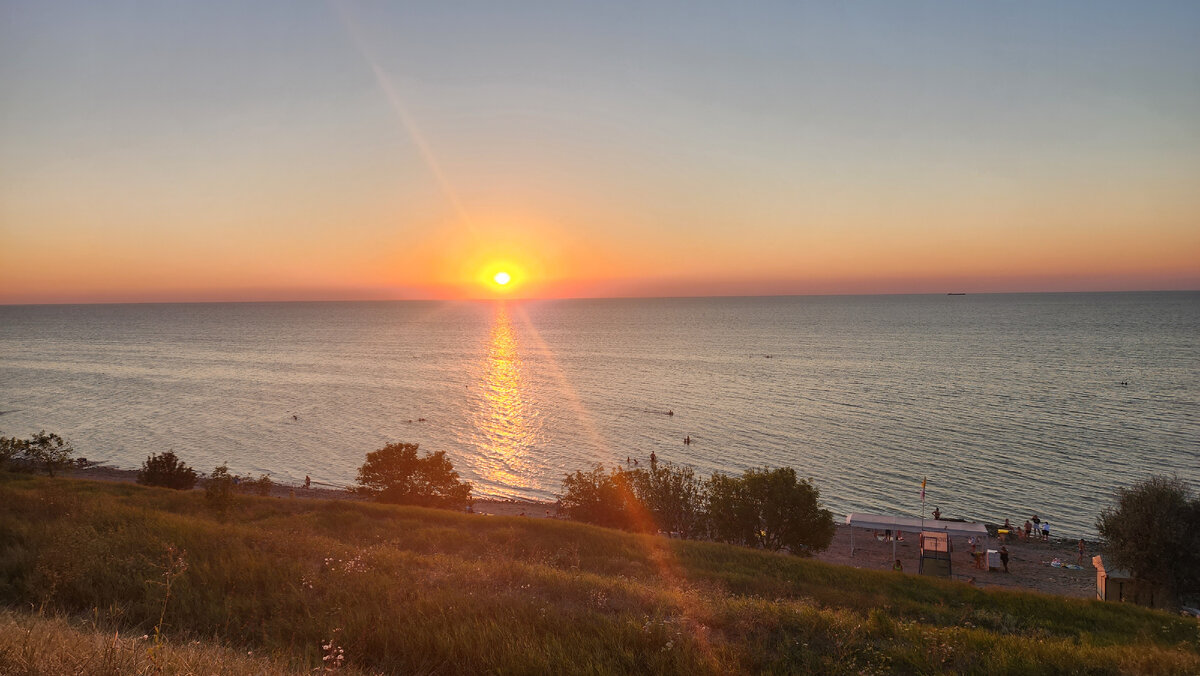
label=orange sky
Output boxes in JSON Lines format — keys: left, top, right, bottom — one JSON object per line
{"left": 2, "top": 2, "right": 1198, "bottom": 304}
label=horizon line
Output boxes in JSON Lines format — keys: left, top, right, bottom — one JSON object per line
{"left": 3, "top": 287, "right": 1197, "bottom": 308}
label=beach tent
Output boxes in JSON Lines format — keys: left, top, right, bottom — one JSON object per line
{"left": 845, "top": 513, "right": 989, "bottom": 562}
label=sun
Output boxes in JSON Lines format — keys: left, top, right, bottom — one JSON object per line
{"left": 493, "top": 271, "right": 512, "bottom": 286}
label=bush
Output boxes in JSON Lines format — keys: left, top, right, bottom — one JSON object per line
{"left": 137, "top": 451, "right": 198, "bottom": 490}
{"left": 706, "top": 467, "right": 835, "bottom": 556}
{"left": 355, "top": 443, "right": 472, "bottom": 510}
{"left": 237, "top": 473, "right": 273, "bottom": 496}
{"left": 1097, "top": 475, "right": 1200, "bottom": 607}
{"left": 560, "top": 461, "right": 834, "bottom": 555}
{"left": 204, "top": 464, "right": 236, "bottom": 519}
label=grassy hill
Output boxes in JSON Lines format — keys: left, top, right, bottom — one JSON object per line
{"left": 1, "top": 472, "right": 1196, "bottom": 674}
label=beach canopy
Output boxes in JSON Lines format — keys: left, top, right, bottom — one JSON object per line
{"left": 845, "top": 513, "right": 988, "bottom": 539}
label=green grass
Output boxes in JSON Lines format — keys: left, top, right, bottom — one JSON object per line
{"left": 1, "top": 472, "right": 1197, "bottom": 674}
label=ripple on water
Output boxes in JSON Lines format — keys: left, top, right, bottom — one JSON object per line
{"left": 0, "top": 293, "right": 1196, "bottom": 536}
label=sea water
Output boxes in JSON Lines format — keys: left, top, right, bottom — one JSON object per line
{"left": 1, "top": 292, "right": 1196, "bottom": 536}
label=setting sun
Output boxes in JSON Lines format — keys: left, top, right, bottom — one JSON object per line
{"left": 493, "top": 271, "right": 512, "bottom": 286}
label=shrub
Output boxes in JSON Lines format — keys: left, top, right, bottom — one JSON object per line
{"left": 706, "top": 467, "right": 835, "bottom": 556}
{"left": 237, "top": 473, "right": 273, "bottom": 496}
{"left": 137, "top": 451, "right": 198, "bottom": 490}
{"left": 204, "top": 464, "right": 236, "bottom": 519}
{"left": 1097, "top": 475, "right": 1200, "bottom": 607}
{"left": 355, "top": 443, "right": 473, "bottom": 510}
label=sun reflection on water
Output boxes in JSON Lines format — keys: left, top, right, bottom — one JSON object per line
{"left": 473, "top": 303, "right": 541, "bottom": 493}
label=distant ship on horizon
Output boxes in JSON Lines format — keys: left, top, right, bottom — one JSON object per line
{"left": 947, "top": 292, "right": 966, "bottom": 296}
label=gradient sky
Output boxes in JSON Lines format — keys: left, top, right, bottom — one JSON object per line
{"left": 2, "top": 1, "right": 1198, "bottom": 303}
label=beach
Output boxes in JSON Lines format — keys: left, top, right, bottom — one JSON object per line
{"left": 71, "top": 463, "right": 1098, "bottom": 600}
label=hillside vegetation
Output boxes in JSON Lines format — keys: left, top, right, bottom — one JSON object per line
{"left": 0, "top": 473, "right": 1197, "bottom": 675}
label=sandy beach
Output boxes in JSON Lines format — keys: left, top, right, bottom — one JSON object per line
{"left": 70, "top": 463, "right": 1098, "bottom": 600}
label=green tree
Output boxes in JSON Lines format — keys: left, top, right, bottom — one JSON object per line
{"left": 24, "top": 430, "right": 74, "bottom": 477}
{"left": 205, "top": 464, "right": 236, "bottom": 520}
{"left": 355, "top": 443, "right": 472, "bottom": 510}
{"left": 0, "top": 432, "right": 27, "bottom": 470}
{"left": 559, "top": 465, "right": 638, "bottom": 529}
{"left": 627, "top": 461, "right": 707, "bottom": 538}
{"left": 1097, "top": 476, "right": 1200, "bottom": 608}
{"left": 137, "top": 451, "right": 198, "bottom": 490}
{"left": 706, "top": 467, "right": 835, "bottom": 556}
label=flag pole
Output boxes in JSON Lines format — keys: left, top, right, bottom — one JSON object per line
{"left": 920, "top": 476, "right": 927, "bottom": 525}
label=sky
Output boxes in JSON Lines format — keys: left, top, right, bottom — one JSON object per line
{"left": 1, "top": 1, "right": 1198, "bottom": 303}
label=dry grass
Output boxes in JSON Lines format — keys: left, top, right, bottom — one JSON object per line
{"left": 1, "top": 472, "right": 1197, "bottom": 674}
{"left": 0, "top": 610, "right": 334, "bottom": 675}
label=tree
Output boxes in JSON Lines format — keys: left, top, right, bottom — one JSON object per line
{"left": 559, "top": 465, "right": 638, "bottom": 529}
{"left": 355, "top": 443, "right": 473, "bottom": 510}
{"left": 627, "top": 461, "right": 707, "bottom": 538}
{"left": 706, "top": 467, "right": 835, "bottom": 556}
{"left": 138, "top": 451, "right": 198, "bottom": 490}
{"left": 0, "top": 432, "right": 27, "bottom": 470}
{"left": 23, "top": 430, "right": 74, "bottom": 477}
{"left": 1097, "top": 476, "right": 1200, "bottom": 607}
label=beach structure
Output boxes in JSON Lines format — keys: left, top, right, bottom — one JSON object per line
{"left": 845, "top": 513, "right": 989, "bottom": 564}
{"left": 918, "top": 531, "right": 952, "bottom": 577}
{"left": 1092, "top": 555, "right": 1166, "bottom": 608}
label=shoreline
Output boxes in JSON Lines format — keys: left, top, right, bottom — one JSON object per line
{"left": 70, "top": 462, "right": 552, "bottom": 515}
{"left": 68, "top": 462, "right": 1098, "bottom": 599}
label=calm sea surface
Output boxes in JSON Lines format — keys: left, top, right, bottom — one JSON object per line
{"left": 1, "top": 293, "right": 1197, "bottom": 536}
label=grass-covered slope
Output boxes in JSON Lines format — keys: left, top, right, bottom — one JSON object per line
{"left": 1, "top": 473, "right": 1196, "bottom": 674}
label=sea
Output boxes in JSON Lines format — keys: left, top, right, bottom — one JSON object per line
{"left": 1, "top": 292, "right": 1197, "bottom": 537}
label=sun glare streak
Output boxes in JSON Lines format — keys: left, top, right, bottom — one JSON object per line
{"left": 332, "top": 0, "right": 473, "bottom": 230}
{"left": 508, "top": 303, "right": 720, "bottom": 666}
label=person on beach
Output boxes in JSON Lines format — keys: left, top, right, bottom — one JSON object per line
{"left": 1041, "top": 522, "right": 1050, "bottom": 541}
{"left": 1077, "top": 538, "right": 1085, "bottom": 565}
{"left": 649, "top": 452, "right": 657, "bottom": 468}
{"left": 969, "top": 539, "right": 984, "bottom": 570}
{"left": 932, "top": 507, "right": 941, "bottom": 520}
{"left": 893, "top": 559, "right": 903, "bottom": 572}
{"left": 1023, "top": 520, "right": 1032, "bottom": 539}
{"left": 1000, "top": 545, "right": 1010, "bottom": 573}
{"left": 304, "top": 475, "right": 311, "bottom": 489}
